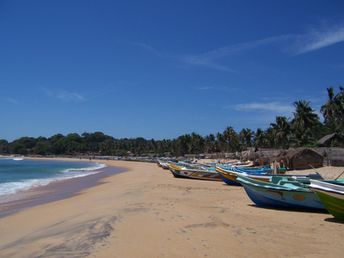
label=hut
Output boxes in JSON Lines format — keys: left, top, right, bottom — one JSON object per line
{"left": 242, "top": 148, "right": 284, "bottom": 166}
{"left": 325, "top": 148, "right": 344, "bottom": 166}
{"left": 285, "top": 148, "right": 323, "bottom": 170}
{"left": 317, "top": 133, "right": 344, "bottom": 147}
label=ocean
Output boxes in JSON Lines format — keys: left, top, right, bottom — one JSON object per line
{"left": 0, "top": 157, "right": 106, "bottom": 197}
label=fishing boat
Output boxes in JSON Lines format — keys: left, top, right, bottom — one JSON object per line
{"left": 157, "top": 159, "right": 170, "bottom": 169}
{"left": 216, "top": 165, "right": 269, "bottom": 186}
{"left": 309, "top": 179, "right": 344, "bottom": 220}
{"left": 168, "top": 162, "right": 222, "bottom": 181}
{"left": 236, "top": 175, "right": 324, "bottom": 210}
{"left": 220, "top": 164, "right": 272, "bottom": 174}
{"left": 216, "top": 165, "right": 323, "bottom": 186}
{"left": 216, "top": 165, "right": 242, "bottom": 185}
{"left": 157, "top": 160, "right": 162, "bottom": 167}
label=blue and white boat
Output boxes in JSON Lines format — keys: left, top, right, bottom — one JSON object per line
{"left": 236, "top": 175, "right": 325, "bottom": 210}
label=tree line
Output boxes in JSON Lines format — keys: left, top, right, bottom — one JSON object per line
{"left": 1, "top": 87, "right": 343, "bottom": 157}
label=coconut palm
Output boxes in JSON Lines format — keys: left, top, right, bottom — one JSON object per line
{"left": 270, "top": 116, "right": 291, "bottom": 148}
{"left": 265, "top": 128, "right": 277, "bottom": 147}
{"left": 239, "top": 128, "right": 253, "bottom": 148}
{"left": 254, "top": 128, "right": 267, "bottom": 148}
{"left": 321, "top": 87, "right": 338, "bottom": 131}
{"left": 204, "top": 134, "right": 217, "bottom": 153}
{"left": 337, "top": 87, "right": 344, "bottom": 131}
{"left": 223, "top": 126, "right": 240, "bottom": 152}
{"left": 291, "top": 100, "right": 320, "bottom": 146}
{"left": 216, "top": 132, "right": 226, "bottom": 152}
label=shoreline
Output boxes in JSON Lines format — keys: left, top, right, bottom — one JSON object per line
{"left": 0, "top": 157, "right": 127, "bottom": 218}
{"left": 0, "top": 160, "right": 343, "bottom": 257}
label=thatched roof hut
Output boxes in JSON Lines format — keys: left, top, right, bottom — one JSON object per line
{"left": 285, "top": 148, "right": 323, "bottom": 170}
{"left": 317, "top": 133, "right": 344, "bottom": 147}
{"left": 241, "top": 148, "right": 284, "bottom": 165}
{"left": 324, "top": 148, "right": 344, "bottom": 166}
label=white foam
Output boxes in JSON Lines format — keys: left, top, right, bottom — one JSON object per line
{"left": 0, "top": 179, "right": 53, "bottom": 197}
{"left": 0, "top": 156, "right": 24, "bottom": 161}
{"left": 62, "top": 163, "right": 107, "bottom": 173}
{"left": 0, "top": 163, "right": 107, "bottom": 198}
{"left": 12, "top": 157, "right": 24, "bottom": 161}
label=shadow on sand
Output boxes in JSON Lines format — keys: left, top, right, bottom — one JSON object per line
{"left": 324, "top": 217, "right": 344, "bottom": 224}
{"left": 247, "top": 204, "right": 329, "bottom": 214}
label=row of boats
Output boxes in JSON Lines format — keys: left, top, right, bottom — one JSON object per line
{"left": 157, "top": 159, "right": 344, "bottom": 221}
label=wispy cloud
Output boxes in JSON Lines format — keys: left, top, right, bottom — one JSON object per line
{"left": 129, "top": 41, "right": 167, "bottom": 58}
{"left": 181, "top": 22, "right": 344, "bottom": 71}
{"left": 195, "top": 86, "right": 215, "bottom": 91}
{"left": 194, "top": 86, "right": 242, "bottom": 94}
{"left": 292, "top": 23, "right": 344, "bottom": 55}
{"left": 128, "top": 22, "right": 344, "bottom": 72}
{"left": 42, "top": 88, "right": 87, "bottom": 103}
{"left": 182, "top": 35, "right": 291, "bottom": 72}
{"left": 4, "top": 97, "right": 19, "bottom": 105}
{"left": 233, "top": 102, "right": 294, "bottom": 114}
{"left": 182, "top": 57, "right": 236, "bottom": 72}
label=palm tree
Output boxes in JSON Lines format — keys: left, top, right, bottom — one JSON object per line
{"left": 270, "top": 116, "right": 291, "bottom": 148}
{"left": 239, "top": 128, "right": 253, "bottom": 148}
{"left": 291, "top": 100, "right": 320, "bottom": 146}
{"left": 190, "top": 132, "right": 205, "bottom": 153}
{"left": 223, "top": 126, "right": 240, "bottom": 152}
{"left": 204, "top": 134, "right": 217, "bottom": 153}
{"left": 321, "top": 87, "right": 337, "bottom": 131}
{"left": 216, "top": 132, "right": 226, "bottom": 152}
{"left": 323, "top": 87, "right": 344, "bottom": 132}
{"left": 254, "top": 128, "right": 267, "bottom": 148}
{"left": 336, "top": 87, "right": 344, "bottom": 131}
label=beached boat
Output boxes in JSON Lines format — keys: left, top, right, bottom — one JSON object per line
{"left": 216, "top": 165, "right": 269, "bottom": 186}
{"left": 216, "top": 165, "right": 242, "bottom": 185}
{"left": 236, "top": 175, "right": 324, "bottom": 210}
{"left": 216, "top": 165, "right": 323, "bottom": 186}
{"left": 157, "top": 160, "right": 162, "bottom": 167}
{"left": 168, "top": 162, "right": 222, "bottom": 181}
{"left": 219, "top": 164, "right": 272, "bottom": 174}
{"left": 157, "top": 159, "right": 170, "bottom": 169}
{"left": 309, "top": 179, "right": 344, "bottom": 220}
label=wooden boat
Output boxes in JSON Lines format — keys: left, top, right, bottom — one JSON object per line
{"left": 220, "top": 164, "right": 272, "bottom": 174}
{"left": 309, "top": 179, "right": 344, "bottom": 220}
{"left": 236, "top": 175, "right": 324, "bottom": 210}
{"left": 168, "top": 162, "right": 222, "bottom": 181}
{"left": 216, "top": 165, "right": 323, "bottom": 186}
{"left": 216, "top": 165, "right": 242, "bottom": 185}
{"left": 157, "top": 159, "right": 170, "bottom": 169}
{"left": 157, "top": 159, "right": 163, "bottom": 167}
{"left": 216, "top": 165, "right": 269, "bottom": 186}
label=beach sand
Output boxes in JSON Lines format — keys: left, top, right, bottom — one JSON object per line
{"left": 0, "top": 160, "right": 343, "bottom": 257}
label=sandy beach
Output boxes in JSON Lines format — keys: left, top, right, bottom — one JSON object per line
{"left": 0, "top": 160, "right": 343, "bottom": 258}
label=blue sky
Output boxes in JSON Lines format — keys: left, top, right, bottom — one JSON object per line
{"left": 1, "top": 0, "right": 344, "bottom": 141}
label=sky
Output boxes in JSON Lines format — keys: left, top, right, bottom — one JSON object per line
{"left": 1, "top": 0, "right": 344, "bottom": 141}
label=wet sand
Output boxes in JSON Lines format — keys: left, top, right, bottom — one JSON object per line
{"left": 0, "top": 160, "right": 343, "bottom": 258}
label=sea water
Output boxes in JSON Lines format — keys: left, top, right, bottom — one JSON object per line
{"left": 0, "top": 158, "right": 106, "bottom": 197}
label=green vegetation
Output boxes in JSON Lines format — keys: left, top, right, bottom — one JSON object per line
{"left": 1, "top": 87, "right": 343, "bottom": 156}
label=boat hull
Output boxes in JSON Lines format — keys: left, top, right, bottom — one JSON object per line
{"left": 313, "top": 190, "right": 344, "bottom": 220}
{"left": 176, "top": 169, "right": 222, "bottom": 181}
{"left": 169, "top": 169, "right": 191, "bottom": 179}
{"left": 168, "top": 163, "right": 222, "bottom": 181}
{"left": 218, "top": 173, "right": 241, "bottom": 186}
{"left": 309, "top": 180, "right": 344, "bottom": 220}
{"left": 216, "top": 166, "right": 322, "bottom": 186}
{"left": 237, "top": 176, "right": 325, "bottom": 210}
{"left": 241, "top": 183, "right": 324, "bottom": 210}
